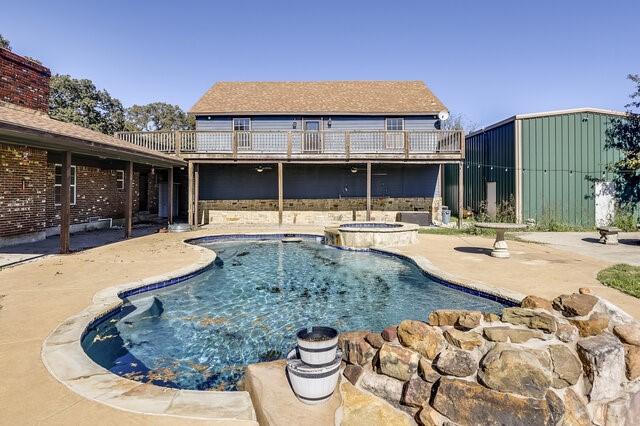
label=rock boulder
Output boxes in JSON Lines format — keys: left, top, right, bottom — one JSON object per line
{"left": 553, "top": 293, "right": 598, "bottom": 317}
{"left": 397, "top": 320, "right": 445, "bottom": 360}
{"left": 378, "top": 343, "right": 420, "bottom": 381}
{"left": 501, "top": 307, "right": 557, "bottom": 333}
{"left": 339, "top": 331, "right": 376, "bottom": 366}
{"left": 443, "top": 328, "right": 483, "bottom": 350}
{"left": 576, "top": 333, "right": 625, "bottom": 401}
{"left": 547, "top": 344, "right": 582, "bottom": 388}
{"left": 435, "top": 348, "right": 477, "bottom": 377}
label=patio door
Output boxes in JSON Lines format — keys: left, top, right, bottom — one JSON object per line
{"left": 303, "top": 120, "right": 321, "bottom": 153}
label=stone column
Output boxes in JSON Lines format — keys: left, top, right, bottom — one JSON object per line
{"left": 366, "top": 162, "right": 372, "bottom": 221}
{"left": 124, "top": 161, "right": 133, "bottom": 238}
{"left": 59, "top": 151, "right": 72, "bottom": 253}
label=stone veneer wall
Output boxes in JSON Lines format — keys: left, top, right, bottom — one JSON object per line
{"left": 337, "top": 291, "right": 640, "bottom": 426}
{"left": 199, "top": 197, "right": 442, "bottom": 225}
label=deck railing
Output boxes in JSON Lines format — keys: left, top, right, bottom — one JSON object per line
{"left": 115, "top": 130, "right": 464, "bottom": 159}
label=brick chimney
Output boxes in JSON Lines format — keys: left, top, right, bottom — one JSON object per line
{"left": 0, "top": 47, "right": 51, "bottom": 113}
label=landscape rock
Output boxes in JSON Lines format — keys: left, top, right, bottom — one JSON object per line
{"left": 578, "top": 287, "right": 592, "bottom": 294}
{"left": 548, "top": 344, "right": 582, "bottom": 388}
{"left": 555, "top": 322, "right": 579, "bottom": 343}
{"left": 570, "top": 312, "right": 609, "bottom": 337}
{"left": 624, "top": 344, "right": 640, "bottom": 380}
{"left": 339, "top": 331, "right": 376, "bottom": 366}
{"left": 340, "top": 381, "right": 413, "bottom": 426}
{"left": 432, "top": 377, "right": 559, "bottom": 426}
{"left": 553, "top": 293, "right": 598, "bottom": 317}
{"left": 428, "top": 309, "right": 481, "bottom": 330}
{"left": 435, "top": 348, "right": 477, "bottom": 377}
{"left": 501, "top": 307, "right": 557, "bottom": 333}
{"left": 382, "top": 325, "right": 398, "bottom": 342}
{"left": 417, "top": 358, "right": 440, "bottom": 383}
{"left": 478, "top": 344, "right": 552, "bottom": 398}
{"left": 365, "top": 332, "right": 385, "bottom": 349}
{"left": 576, "top": 333, "right": 625, "bottom": 401}
{"left": 417, "top": 407, "right": 437, "bottom": 426}
{"left": 397, "top": 320, "right": 445, "bottom": 360}
{"left": 343, "top": 364, "right": 364, "bottom": 385}
{"left": 483, "top": 326, "right": 544, "bottom": 343}
{"left": 359, "top": 370, "right": 404, "bottom": 405}
{"left": 483, "top": 312, "right": 501, "bottom": 322}
{"left": 401, "top": 376, "right": 433, "bottom": 408}
{"left": 546, "top": 390, "right": 565, "bottom": 426}
{"left": 613, "top": 323, "right": 640, "bottom": 346}
{"left": 562, "top": 388, "right": 591, "bottom": 426}
{"left": 521, "top": 295, "right": 554, "bottom": 311}
{"left": 378, "top": 343, "right": 420, "bottom": 381}
{"left": 443, "top": 328, "right": 483, "bottom": 350}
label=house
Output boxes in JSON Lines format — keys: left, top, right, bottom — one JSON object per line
{"left": 0, "top": 47, "right": 185, "bottom": 251}
{"left": 442, "top": 108, "right": 628, "bottom": 227}
{"left": 118, "top": 81, "right": 465, "bottom": 226}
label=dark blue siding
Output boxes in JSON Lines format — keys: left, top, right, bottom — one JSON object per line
{"left": 198, "top": 164, "right": 439, "bottom": 200}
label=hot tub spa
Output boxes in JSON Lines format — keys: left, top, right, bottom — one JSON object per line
{"left": 324, "top": 221, "right": 419, "bottom": 248}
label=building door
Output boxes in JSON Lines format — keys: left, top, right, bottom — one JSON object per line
{"left": 139, "top": 173, "right": 148, "bottom": 211}
{"left": 595, "top": 181, "right": 615, "bottom": 227}
{"left": 158, "top": 182, "right": 179, "bottom": 218}
{"left": 303, "top": 120, "right": 321, "bottom": 152}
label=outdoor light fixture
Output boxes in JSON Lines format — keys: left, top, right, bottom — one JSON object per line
{"left": 151, "top": 167, "right": 155, "bottom": 175}
{"left": 351, "top": 167, "right": 358, "bottom": 174}
{"left": 327, "top": 119, "right": 332, "bottom": 128}
{"left": 292, "top": 121, "right": 297, "bottom": 129}
{"left": 256, "top": 165, "right": 264, "bottom": 173}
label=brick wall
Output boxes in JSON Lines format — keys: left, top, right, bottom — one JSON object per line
{"left": 199, "top": 197, "right": 435, "bottom": 211}
{"left": 45, "top": 161, "right": 141, "bottom": 227}
{"left": 0, "top": 143, "right": 48, "bottom": 237}
{"left": 0, "top": 48, "right": 51, "bottom": 113}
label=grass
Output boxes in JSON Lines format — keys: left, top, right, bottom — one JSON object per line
{"left": 597, "top": 264, "right": 640, "bottom": 298}
{"left": 418, "top": 224, "right": 504, "bottom": 238}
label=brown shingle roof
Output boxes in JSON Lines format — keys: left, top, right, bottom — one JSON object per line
{"left": 190, "top": 81, "right": 447, "bottom": 115}
{"left": 0, "top": 102, "right": 183, "bottom": 166}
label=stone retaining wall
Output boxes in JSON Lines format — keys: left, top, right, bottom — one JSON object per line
{"left": 200, "top": 197, "right": 442, "bottom": 225}
{"left": 338, "top": 291, "right": 640, "bottom": 425}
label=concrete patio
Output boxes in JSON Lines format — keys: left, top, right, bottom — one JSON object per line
{"left": 1, "top": 225, "right": 639, "bottom": 424}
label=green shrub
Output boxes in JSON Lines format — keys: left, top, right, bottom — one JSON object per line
{"left": 612, "top": 207, "right": 638, "bottom": 232}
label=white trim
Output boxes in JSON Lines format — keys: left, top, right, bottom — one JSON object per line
{"left": 468, "top": 107, "right": 627, "bottom": 138}
{"left": 54, "top": 163, "right": 77, "bottom": 206}
{"left": 514, "top": 119, "right": 523, "bottom": 223}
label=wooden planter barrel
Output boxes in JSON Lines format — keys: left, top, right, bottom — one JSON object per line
{"left": 296, "top": 326, "right": 339, "bottom": 367}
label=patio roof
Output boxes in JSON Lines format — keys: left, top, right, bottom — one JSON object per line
{"left": 0, "top": 101, "right": 184, "bottom": 167}
{"left": 190, "top": 81, "right": 447, "bottom": 116}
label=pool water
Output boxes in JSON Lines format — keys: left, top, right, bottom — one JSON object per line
{"left": 82, "top": 237, "right": 507, "bottom": 391}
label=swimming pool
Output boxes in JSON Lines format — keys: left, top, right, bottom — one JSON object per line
{"left": 82, "top": 236, "right": 508, "bottom": 391}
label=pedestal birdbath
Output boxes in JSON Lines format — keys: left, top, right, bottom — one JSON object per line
{"left": 474, "top": 222, "right": 528, "bottom": 258}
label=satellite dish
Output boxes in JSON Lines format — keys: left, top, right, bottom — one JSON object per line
{"left": 438, "top": 110, "right": 450, "bottom": 121}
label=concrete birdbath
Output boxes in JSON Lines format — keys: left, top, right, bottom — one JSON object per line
{"left": 474, "top": 222, "right": 528, "bottom": 258}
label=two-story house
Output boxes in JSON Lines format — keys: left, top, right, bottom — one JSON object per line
{"left": 118, "top": 81, "right": 465, "bottom": 226}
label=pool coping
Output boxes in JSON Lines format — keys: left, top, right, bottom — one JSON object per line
{"left": 41, "top": 232, "right": 524, "bottom": 422}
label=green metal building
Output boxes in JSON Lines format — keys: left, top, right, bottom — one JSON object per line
{"left": 444, "top": 108, "right": 627, "bottom": 226}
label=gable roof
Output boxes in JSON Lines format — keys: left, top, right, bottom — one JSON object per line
{"left": 468, "top": 107, "right": 627, "bottom": 137}
{"left": 190, "top": 81, "right": 447, "bottom": 116}
{"left": 0, "top": 102, "right": 184, "bottom": 167}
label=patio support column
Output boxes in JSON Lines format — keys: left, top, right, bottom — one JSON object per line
{"left": 124, "top": 160, "right": 133, "bottom": 238}
{"left": 366, "top": 162, "right": 372, "bottom": 221}
{"left": 168, "top": 167, "right": 174, "bottom": 225}
{"left": 194, "top": 164, "right": 200, "bottom": 226}
{"left": 59, "top": 151, "right": 72, "bottom": 254}
{"left": 187, "top": 162, "right": 194, "bottom": 226}
{"left": 457, "top": 161, "right": 464, "bottom": 229}
{"left": 278, "top": 162, "right": 283, "bottom": 225}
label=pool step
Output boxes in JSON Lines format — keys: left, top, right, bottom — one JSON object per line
{"left": 122, "top": 296, "right": 163, "bottom": 322}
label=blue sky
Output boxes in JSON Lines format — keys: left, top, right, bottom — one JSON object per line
{"left": 1, "top": 0, "right": 638, "bottom": 127}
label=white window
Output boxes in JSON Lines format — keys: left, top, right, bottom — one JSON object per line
{"left": 233, "top": 118, "right": 251, "bottom": 131}
{"left": 386, "top": 118, "right": 404, "bottom": 131}
{"left": 116, "top": 170, "right": 125, "bottom": 190}
{"left": 54, "top": 164, "right": 77, "bottom": 206}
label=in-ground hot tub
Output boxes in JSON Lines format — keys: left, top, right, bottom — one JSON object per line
{"left": 325, "top": 221, "right": 419, "bottom": 248}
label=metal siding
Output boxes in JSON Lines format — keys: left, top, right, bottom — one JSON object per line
{"left": 195, "top": 116, "right": 232, "bottom": 131}
{"left": 520, "top": 112, "right": 623, "bottom": 226}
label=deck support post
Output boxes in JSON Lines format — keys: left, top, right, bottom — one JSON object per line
{"left": 278, "top": 162, "right": 283, "bottom": 225}
{"left": 187, "top": 162, "right": 194, "bottom": 226}
{"left": 366, "top": 162, "right": 372, "bottom": 221}
{"left": 194, "top": 164, "right": 200, "bottom": 226}
{"left": 124, "top": 160, "right": 133, "bottom": 238}
{"left": 457, "top": 161, "right": 464, "bottom": 229}
{"left": 168, "top": 167, "right": 174, "bottom": 225}
{"left": 59, "top": 151, "right": 72, "bottom": 253}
